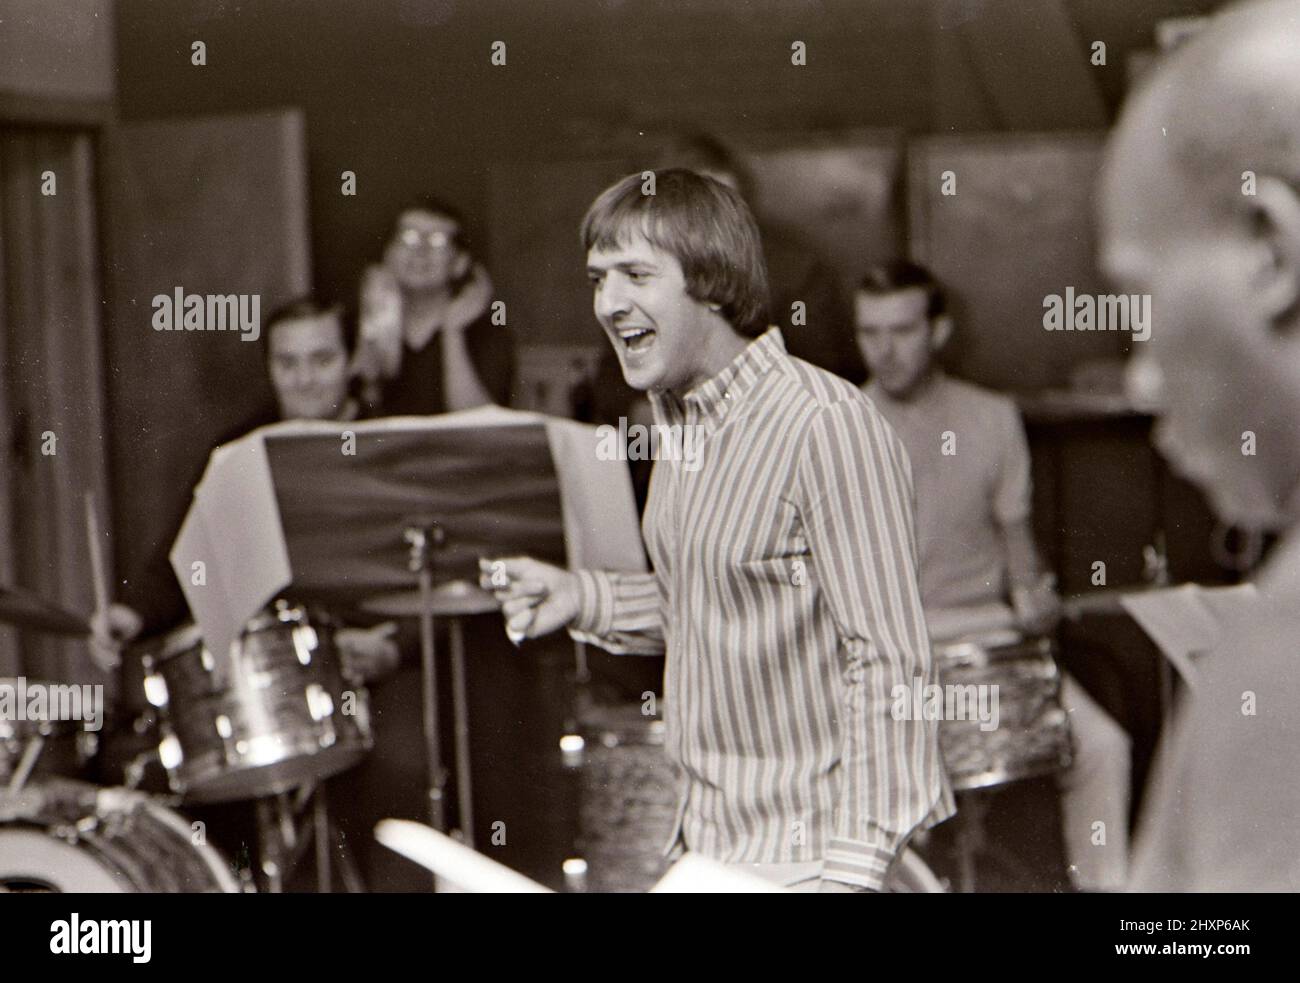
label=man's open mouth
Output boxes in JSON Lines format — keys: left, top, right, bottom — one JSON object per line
{"left": 618, "top": 327, "right": 657, "bottom": 353}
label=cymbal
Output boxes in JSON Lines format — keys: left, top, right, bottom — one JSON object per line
{"left": 0, "top": 587, "right": 89, "bottom": 637}
{"left": 360, "top": 579, "right": 499, "bottom": 618}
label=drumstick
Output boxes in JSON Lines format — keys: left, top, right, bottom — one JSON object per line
{"left": 84, "top": 491, "right": 111, "bottom": 618}
{"left": 83, "top": 491, "right": 121, "bottom": 672}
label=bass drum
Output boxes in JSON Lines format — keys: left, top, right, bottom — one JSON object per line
{"left": 573, "top": 700, "right": 946, "bottom": 893}
{"left": 0, "top": 778, "right": 243, "bottom": 893}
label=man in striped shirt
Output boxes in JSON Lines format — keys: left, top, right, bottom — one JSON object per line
{"left": 483, "top": 169, "right": 954, "bottom": 891}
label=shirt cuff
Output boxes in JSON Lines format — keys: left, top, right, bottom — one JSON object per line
{"left": 822, "top": 835, "right": 898, "bottom": 892}
{"left": 570, "top": 569, "right": 614, "bottom": 637}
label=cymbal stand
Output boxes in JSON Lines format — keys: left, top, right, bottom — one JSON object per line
{"left": 405, "top": 525, "right": 448, "bottom": 841}
{"left": 253, "top": 782, "right": 365, "bottom": 893}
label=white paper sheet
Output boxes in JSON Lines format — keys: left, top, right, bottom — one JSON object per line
{"left": 1120, "top": 582, "right": 1257, "bottom": 686}
{"left": 169, "top": 434, "right": 291, "bottom": 661}
{"left": 169, "top": 407, "right": 645, "bottom": 658}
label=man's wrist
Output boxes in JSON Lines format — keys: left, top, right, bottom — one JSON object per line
{"left": 823, "top": 835, "right": 895, "bottom": 892}
{"left": 569, "top": 569, "right": 612, "bottom": 636}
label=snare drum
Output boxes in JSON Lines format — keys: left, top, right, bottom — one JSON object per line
{"left": 933, "top": 634, "right": 1073, "bottom": 792}
{"left": 144, "top": 601, "right": 372, "bottom": 804}
{"left": 0, "top": 778, "right": 242, "bottom": 892}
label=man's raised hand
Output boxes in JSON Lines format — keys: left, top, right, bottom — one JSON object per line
{"left": 478, "top": 556, "right": 580, "bottom": 643}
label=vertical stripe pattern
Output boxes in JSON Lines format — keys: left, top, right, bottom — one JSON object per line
{"left": 570, "top": 328, "right": 955, "bottom": 889}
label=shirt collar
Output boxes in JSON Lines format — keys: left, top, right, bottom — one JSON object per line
{"left": 656, "top": 326, "right": 785, "bottom": 422}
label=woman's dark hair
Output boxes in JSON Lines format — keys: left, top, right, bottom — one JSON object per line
{"left": 391, "top": 195, "right": 476, "bottom": 293}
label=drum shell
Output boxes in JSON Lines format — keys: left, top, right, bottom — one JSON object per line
{"left": 574, "top": 701, "right": 677, "bottom": 893}
{"left": 935, "top": 636, "right": 1074, "bottom": 792}
{"left": 572, "top": 700, "right": 946, "bottom": 892}
{"left": 0, "top": 778, "right": 243, "bottom": 893}
{"left": 149, "top": 606, "right": 372, "bottom": 804}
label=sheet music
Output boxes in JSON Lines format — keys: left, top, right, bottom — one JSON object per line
{"left": 170, "top": 407, "right": 645, "bottom": 656}
{"left": 170, "top": 433, "right": 292, "bottom": 661}
{"left": 1120, "top": 582, "right": 1258, "bottom": 687}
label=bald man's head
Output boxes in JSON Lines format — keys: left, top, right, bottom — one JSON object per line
{"left": 1108, "top": 2, "right": 1300, "bottom": 229}
{"left": 1100, "top": 0, "right": 1300, "bottom": 530}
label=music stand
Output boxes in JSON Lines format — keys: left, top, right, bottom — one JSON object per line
{"left": 264, "top": 417, "right": 567, "bottom": 858}
{"left": 172, "top": 408, "right": 645, "bottom": 890}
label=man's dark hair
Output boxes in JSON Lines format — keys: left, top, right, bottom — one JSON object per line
{"left": 580, "top": 168, "right": 771, "bottom": 339}
{"left": 262, "top": 297, "right": 356, "bottom": 360}
{"left": 858, "top": 260, "right": 948, "bottom": 318}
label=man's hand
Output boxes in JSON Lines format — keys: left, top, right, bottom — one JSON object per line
{"left": 1011, "top": 573, "right": 1061, "bottom": 636}
{"left": 478, "top": 556, "right": 579, "bottom": 642}
{"left": 88, "top": 603, "right": 144, "bottom": 672}
{"left": 336, "top": 621, "right": 400, "bottom": 682}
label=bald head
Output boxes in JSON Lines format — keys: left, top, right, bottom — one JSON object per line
{"left": 1099, "top": 0, "right": 1300, "bottom": 530}
{"left": 1107, "top": 1, "right": 1300, "bottom": 231}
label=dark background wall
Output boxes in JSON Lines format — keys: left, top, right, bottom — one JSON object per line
{"left": 113, "top": 0, "right": 1220, "bottom": 315}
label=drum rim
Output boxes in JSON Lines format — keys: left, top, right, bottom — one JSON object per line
{"left": 155, "top": 603, "right": 314, "bottom": 663}
{"left": 934, "top": 635, "right": 1055, "bottom": 668}
{"left": 946, "top": 747, "right": 1075, "bottom": 791}
{"left": 0, "top": 779, "right": 244, "bottom": 893}
{"left": 167, "top": 732, "right": 372, "bottom": 803}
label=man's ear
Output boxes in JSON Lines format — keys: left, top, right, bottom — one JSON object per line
{"left": 929, "top": 314, "right": 954, "bottom": 352}
{"left": 1250, "top": 176, "right": 1300, "bottom": 325}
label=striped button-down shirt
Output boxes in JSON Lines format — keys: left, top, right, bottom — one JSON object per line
{"left": 571, "top": 328, "right": 955, "bottom": 889}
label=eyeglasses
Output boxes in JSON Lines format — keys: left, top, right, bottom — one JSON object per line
{"left": 398, "top": 228, "right": 457, "bottom": 251}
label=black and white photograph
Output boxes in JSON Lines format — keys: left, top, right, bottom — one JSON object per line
{"left": 0, "top": 0, "right": 1292, "bottom": 964}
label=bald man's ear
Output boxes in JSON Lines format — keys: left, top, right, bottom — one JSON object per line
{"left": 1250, "top": 176, "right": 1300, "bottom": 327}
{"left": 929, "top": 315, "right": 954, "bottom": 352}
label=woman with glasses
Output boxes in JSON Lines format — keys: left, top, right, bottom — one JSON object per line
{"left": 356, "top": 198, "right": 514, "bottom": 415}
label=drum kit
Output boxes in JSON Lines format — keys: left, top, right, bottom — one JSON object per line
{"left": 0, "top": 588, "right": 373, "bottom": 894}
{"left": 0, "top": 499, "right": 502, "bottom": 895}
{"left": 0, "top": 574, "right": 1076, "bottom": 894}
